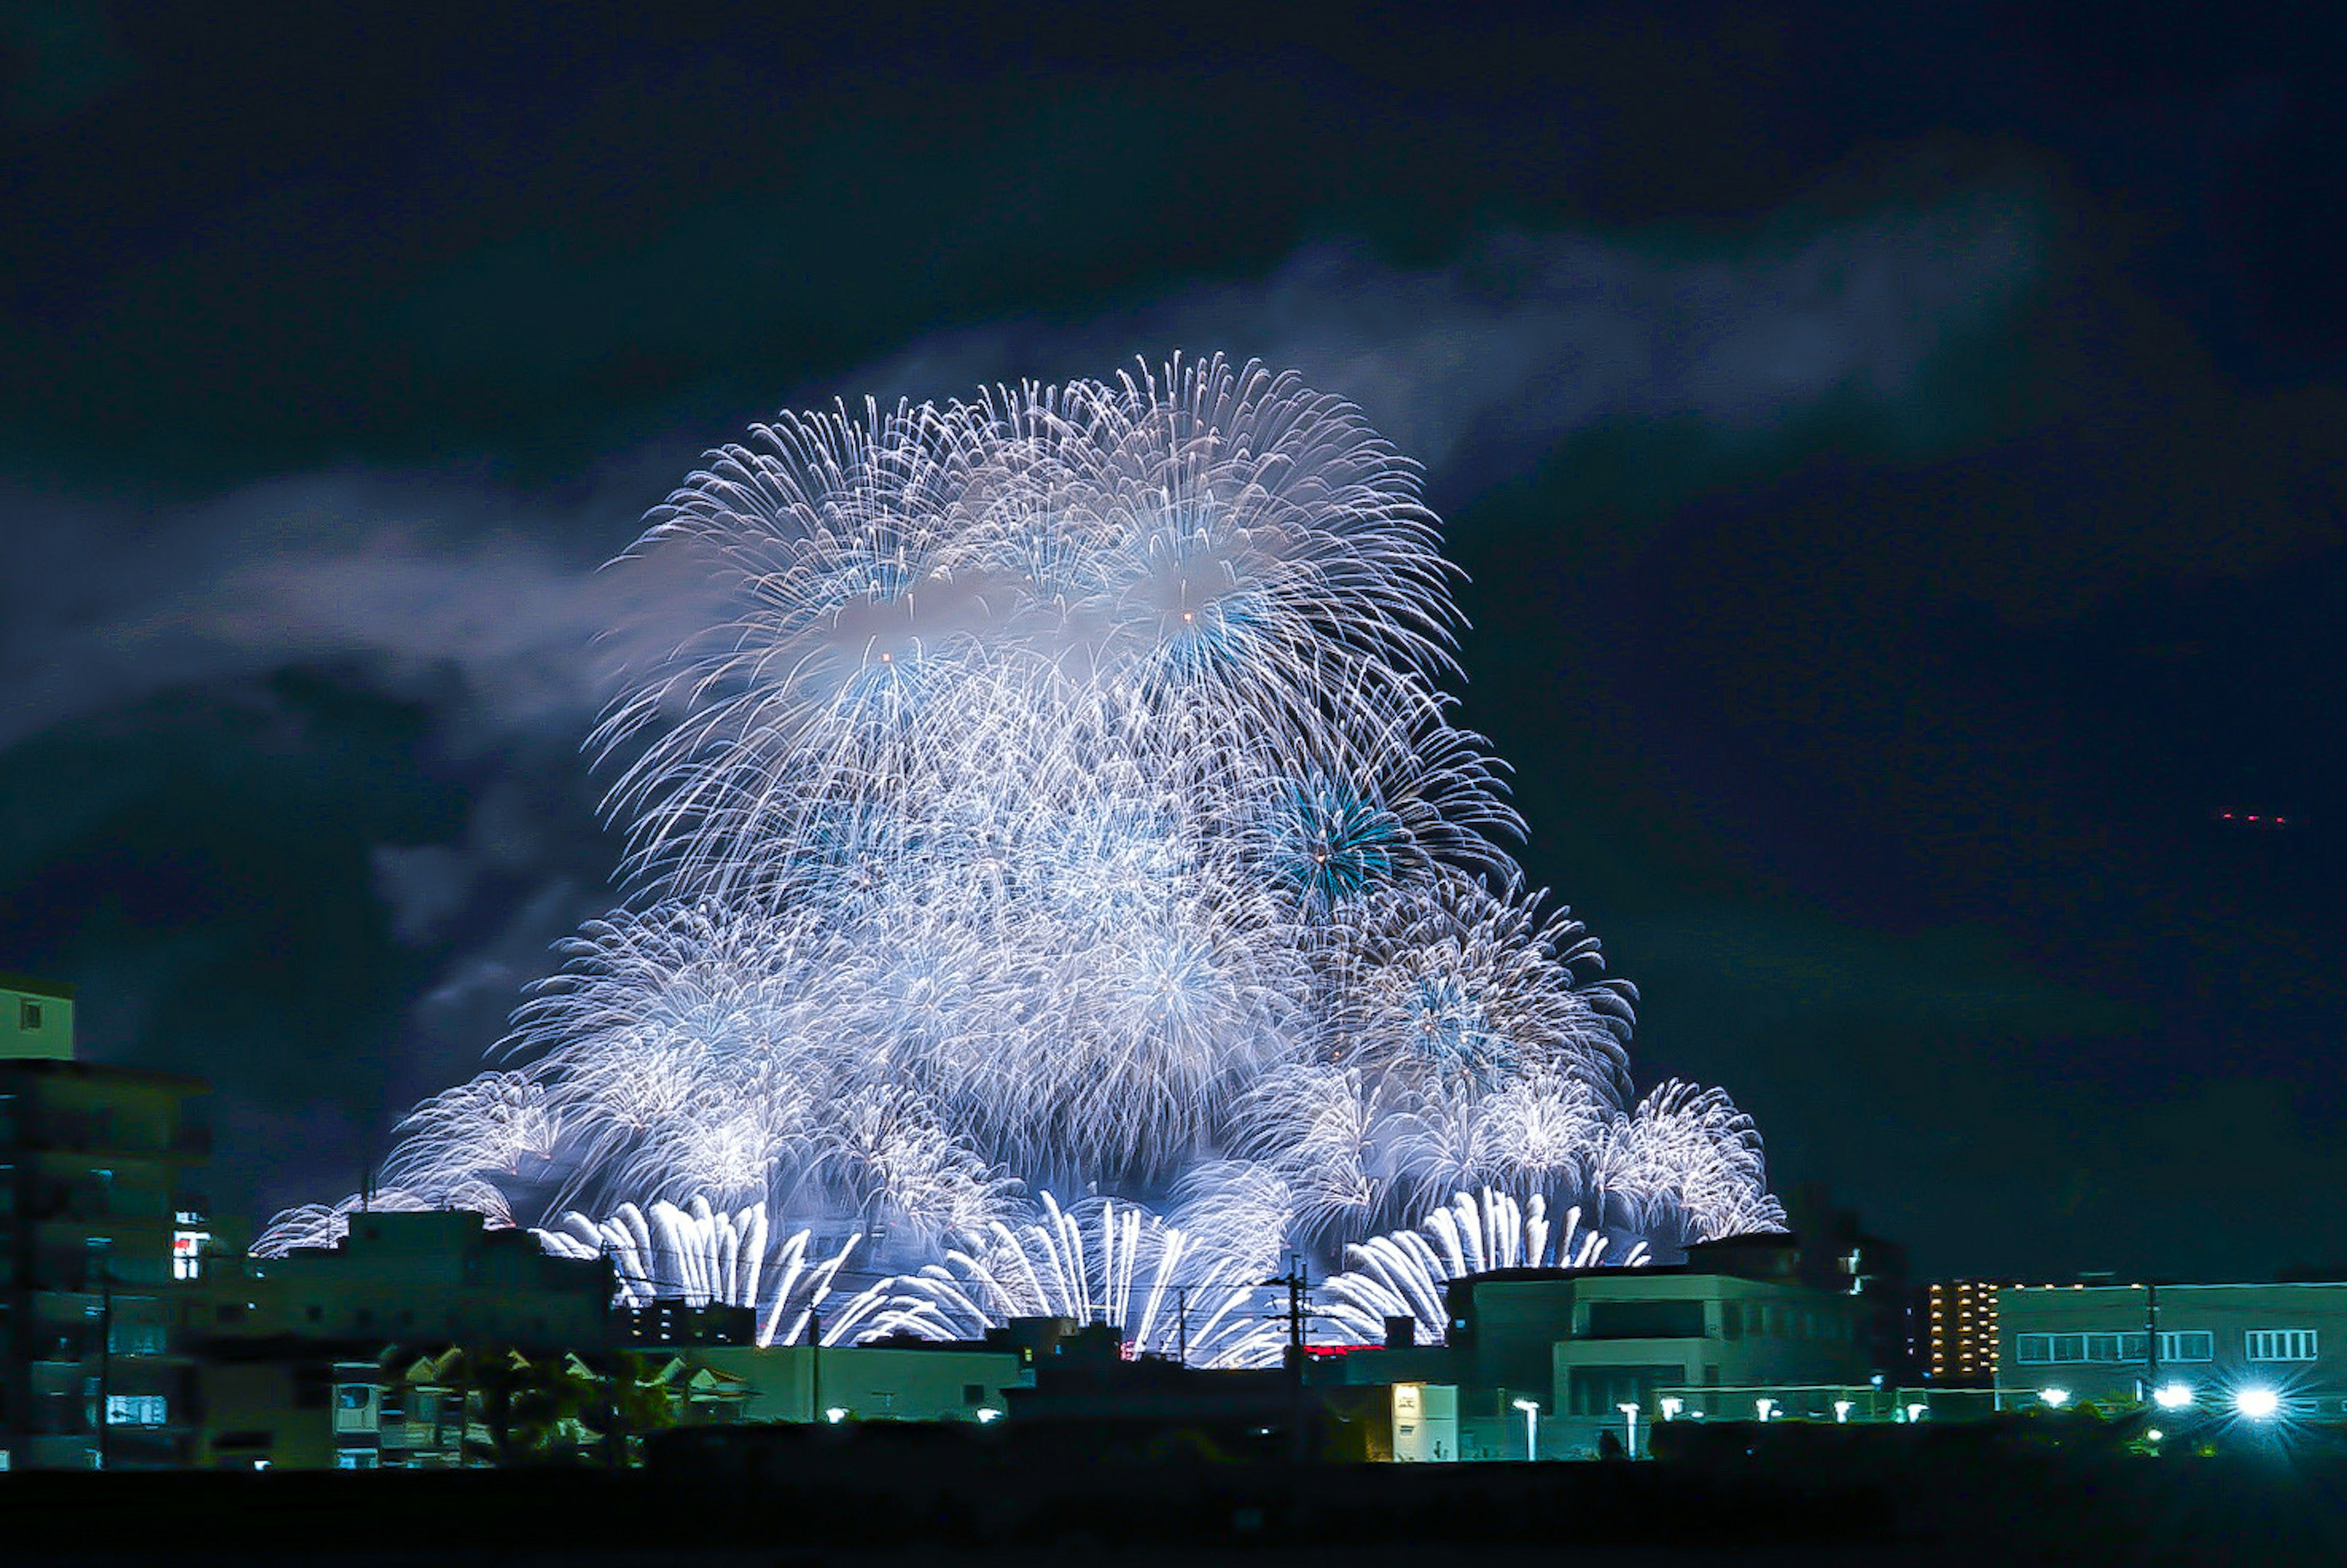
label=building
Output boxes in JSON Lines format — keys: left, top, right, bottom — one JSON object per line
{"left": 1997, "top": 1281, "right": 2347, "bottom": 1421}
{"left": 0, "top": 974, "right": 211, "bottom": 1470}
{"left": 696, "top": 1340, "right": 1026, "bottom": 1425}
{"left": 1920, "top": 1280, "right": 2011, "bottom": 1386}
{"left": 1779, "top": 1184, "right": 1913, "bottom": 1383}
{"left": 3, "top": 975, "right": 77, "bottom": 1063}
{"left": 204, "top": 1209, "right": 614, "bottom": 1349}
{"left": 1420, "top": 1234, "right": 1877, "bottom": 1459}
{"left": 189, "top": 1209, "right": 617, "bottom": 1468}
{"left": 194, "top": 1340, "right": 699, "bottom": 1470}
{"left": 616, "top": 1298, "right": 756, "bottom": 1347}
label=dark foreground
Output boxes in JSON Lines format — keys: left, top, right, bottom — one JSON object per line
{"left": 3, "top": 1421, "right": 2341, "bottom": 1566}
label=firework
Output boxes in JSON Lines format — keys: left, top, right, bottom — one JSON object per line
{"left": 854, "top": 1192, "right": 1278, "bottom": 1366}
{"left": 263, "top": 358, "right": 1783, "bottom": 1350}
{"left": 1320, "top": 1188, "right": 1645, "bottom": 1347}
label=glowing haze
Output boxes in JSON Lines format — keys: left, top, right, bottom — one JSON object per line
{"left": 258, "top": 357, "right": 1784, "bottom": 1355}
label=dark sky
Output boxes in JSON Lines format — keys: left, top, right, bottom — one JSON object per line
{"left": 4, "top": 2, "right": 2341, "bottom": 1282}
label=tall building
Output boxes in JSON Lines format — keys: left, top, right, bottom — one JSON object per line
{"left": 1921, "top": 1280, "right": 2010, "bottom": 1386}
{"left": 0, "top": 973, "right": 212, "bottom": 1470}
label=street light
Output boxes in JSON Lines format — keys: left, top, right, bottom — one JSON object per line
{"left": 1510, "top": 1397, "right": 1539, "bottom": 1460}
{"left": 1616, "top": 1401, "right": 1640, "bottom": 1459}
{"left": 2039, "top": 1387, "right": 2071, "bottom": 1409}
{"left": 1754, "top": 1397, "right": 1775, "bottom": 1423}
{"left": 1833, "top": 1399, "right": 1853, "bottom": 1424}
{"left": 1658, "top": 1396, "right": 1684, "bottom": 1423}
{"left": 2153, "top": 1382, "right": 2194, "bottom": 1411}
{"left": 2233, "top": 1386, "right": 2280, "bottom": 1421}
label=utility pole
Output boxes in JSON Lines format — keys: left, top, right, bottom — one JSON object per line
{"left": 86, "top": 1236, "right": 112, "bottom": 1471}
{"left": 1288, "top": 1258, "right": 1306, "bottom": 1372}
{"left": 1175, "top": 1286, "right": 1190, "bottom": 1368}
{"left": 1263, "top": 1254, "right": 1311, "bottom": 1462}
{"left": 807, "top": 1306, "right": 823, "bottom": 1424}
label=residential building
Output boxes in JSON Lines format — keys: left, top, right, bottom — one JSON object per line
{"left": 196, "top": 1341, "right": 681, "bottom": 1470}
{"left": 189, "top": 1209, "right": 617, "bottom": 1467}
{"left": 1920, "top": 1279, "right": 2010, "bottom": 1386}
{"left": 1997, "top": 1281, "right": 2347, "bottom": 1421}
{"left": 0, "top": 976, "right": 211, "bottom": 1471}
{"left": 2, "top": 975, "right": 76, "bottom": 1063}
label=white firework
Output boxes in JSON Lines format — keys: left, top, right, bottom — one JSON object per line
{"left": 251, "top": 1181, "right": 513, "bottom": 1258}
{"left": 1600, "top": 1080, "right": 1788, "bottom": 1247}
{"left": 535, "top": 1197, "right": 888, "bottom": 1347}
{"left": 1319, "top": 1188, "right": 1646, "bottom": 1347}
{"left": 270, "top": 357, "right": 1783, "bottom": 1313}
{"left": 856, "top": 1192, "right": 1278, "bottom": 1367}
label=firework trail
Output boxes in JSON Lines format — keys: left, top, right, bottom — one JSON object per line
{"left": 262, "top": 358, "right": 1782, "bottom": 1357}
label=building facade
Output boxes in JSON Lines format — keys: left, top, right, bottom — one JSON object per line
{"left": 204, "top": 1209, "right": 614, "bottom": 1349}
{"left": 1997, "top": 1281, "right": 2347, "bottom": 1421}
{"left": 1921, "top": 1279, "right": 2010, "bottom": 1386}
{"left": 0, "top": 977, "right": 211, "bottom": 1470}
{"left": 1436, "top": 1239, "right": 1875, "bottom": 1459}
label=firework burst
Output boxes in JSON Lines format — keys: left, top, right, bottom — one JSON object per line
{"left": 263, "top": 357, "right": 1783, "bottom": 1358}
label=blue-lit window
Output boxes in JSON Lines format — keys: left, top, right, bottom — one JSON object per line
{"left": 105, "top": 1394, "right": 166, "bottom": 1427}
{"left": 2158, "top": 1331, "right": 2214, "bottom": 1362}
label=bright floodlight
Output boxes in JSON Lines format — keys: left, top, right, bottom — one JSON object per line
{"left": 2234, "top": 1386, "right": 2280, "bottom": 1420}
{"left": 1754, "top": 1398, "right": 1775, "bottom": 1422}
{"left": 1833, "top": 1399, "right": 1853, "bottom": 1424}
{"left": 1511, "top": 1398, "right": 1539, "bottom": 1413}
{"left": 2039, "top": 1387, "right": 2070, "bottom": 1409}
{"left": 2153, "top": 1382, "right": 2194, "bottom": 1411}
{"left": 824, "top": 1407, "right": 848, "bottom": 1424}
{"left": 975, "top": 1407, "right": 1001, "bottom": 1424}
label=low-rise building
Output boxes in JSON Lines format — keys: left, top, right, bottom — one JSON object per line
{"left": 695, "top": 1340, "right": 1024, "bottom": 1424}
{"left": 1437, "top": 1236, "right": 1875, "bottom": 1458}
{"left": 204, "top": 1209, "right": 613, "bottom": 1349}
{"left": 1997, "top": 1280, "right": 2347, "bottom": 1421}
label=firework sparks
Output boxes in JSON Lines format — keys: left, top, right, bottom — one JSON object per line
{"left": 263, "top": 358, "right": 1783, "bottom": 1354}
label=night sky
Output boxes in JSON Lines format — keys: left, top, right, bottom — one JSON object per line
{"left": 4, "top": 3, "right": 2341, "bottom": 1283}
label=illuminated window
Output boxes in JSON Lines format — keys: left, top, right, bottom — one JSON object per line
{"left": 334, "top": 1383, "right": 378, "bottom": 1434}
{"left": 2158, "top": 1331, "right": 2213, "bottom": 1362}
{"left": 2246, "top": 1330, "right": 2318, "bottom": 1362}
{"left": 172, "top": 1229, "right": 209, "bottom": 1281}
{"left": 105, "top": 1394, "right": 166, "bottom": 1427}
{"left": 335, "top": 1449, "right": 379, "bottom": 1470}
